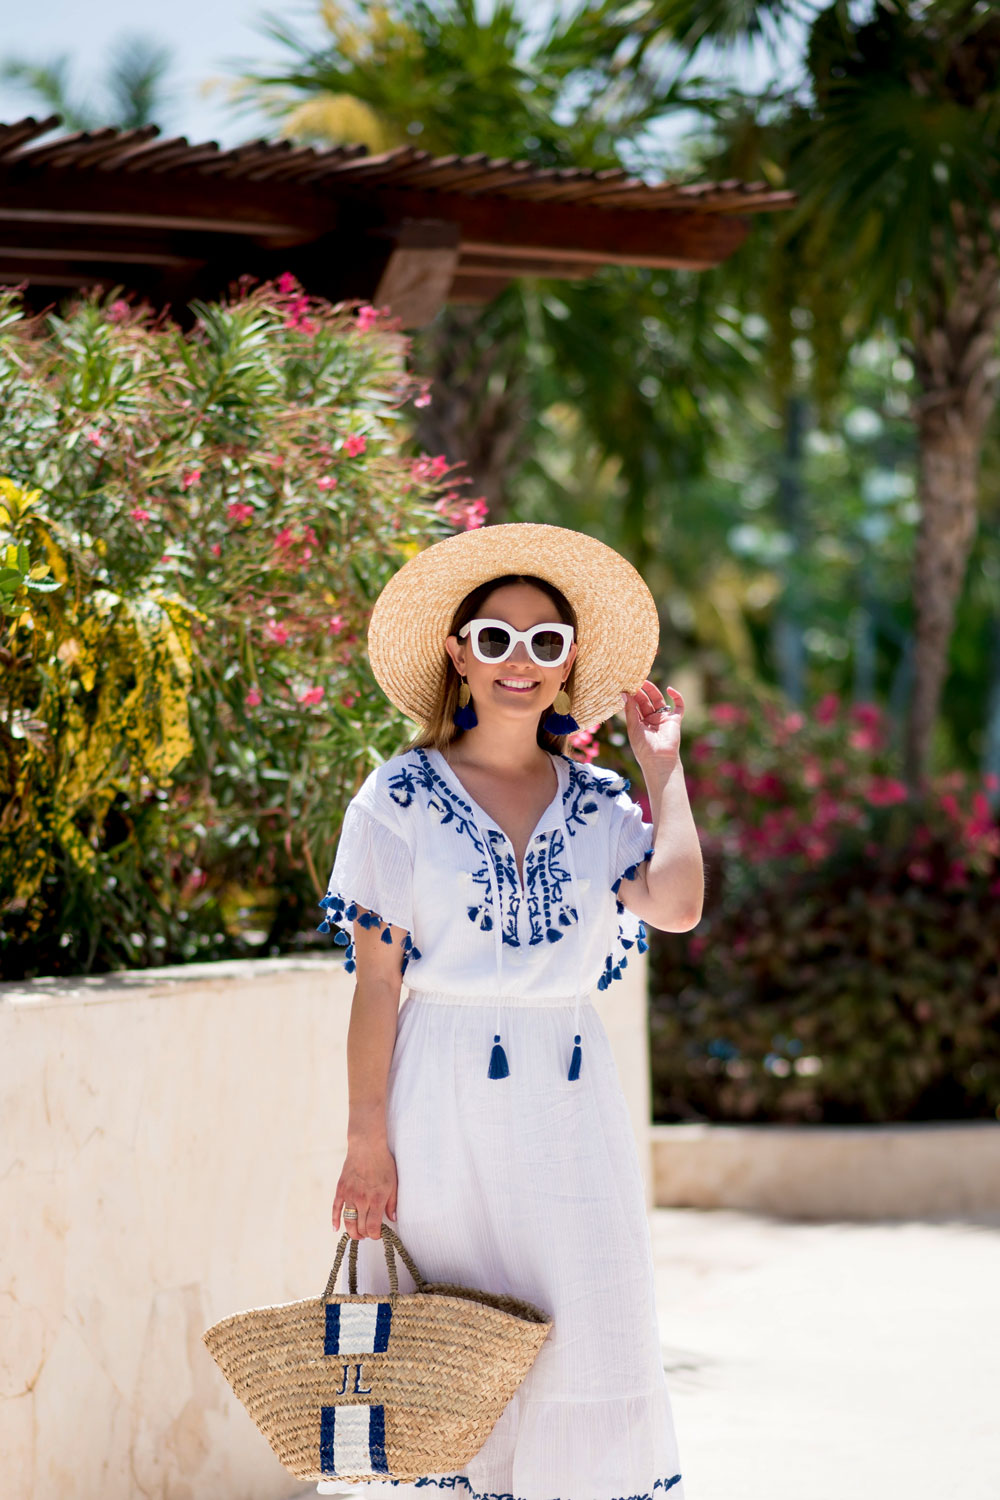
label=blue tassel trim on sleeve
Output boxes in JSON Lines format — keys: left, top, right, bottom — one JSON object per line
{"left": 316, "top": 891, "right": 421, "bottom": 975}
{"left": 488, "top": 1034, "right": 510, "bottom": 1079}
{"left": 568, "top": 1033, "right": 582, "bottom": 1081}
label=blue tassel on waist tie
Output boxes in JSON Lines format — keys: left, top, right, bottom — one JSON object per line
{"left": 488, "top": 1034, "right": 510, "bottom": 1079}
{"left": 568, "top": 1033, "right": 582, "bottom": 1081}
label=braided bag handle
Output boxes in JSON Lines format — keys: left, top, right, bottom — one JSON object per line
{"left": 323, "top": 1223, "right": 427, "bottom": 1300}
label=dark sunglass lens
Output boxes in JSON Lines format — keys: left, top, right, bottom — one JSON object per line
{"left": 479, "top": 625, "right": 512, "bottom": 658}
{"left": 532, "top": 630, "right": 565, "bottom": 662}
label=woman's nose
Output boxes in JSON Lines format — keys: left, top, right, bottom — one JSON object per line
{"left": 507, "top": 641, "right": 532, "bottom": 666}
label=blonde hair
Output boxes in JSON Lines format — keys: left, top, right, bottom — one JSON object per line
{"left": 399, "top": 573, "right": 580, "bottom": 756}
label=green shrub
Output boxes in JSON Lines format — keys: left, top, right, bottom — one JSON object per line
{"left": 649, "top": 687, "right": 1000, "bottom": 1123}
{"left": 0, "top": 282, "right": 475, "bottom": 977}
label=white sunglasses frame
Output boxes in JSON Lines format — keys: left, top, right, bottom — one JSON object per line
{"left": 458, "top": 617, "right": 576, "bottom": 668}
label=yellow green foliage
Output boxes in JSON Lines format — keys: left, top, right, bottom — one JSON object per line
{"left": 1, "top": 477, "right": 198, "bottom": 918}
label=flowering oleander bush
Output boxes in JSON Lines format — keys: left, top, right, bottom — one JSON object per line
{"left": 0, "top": 281, "right": 483, "bottom": 978}
{"left": 648, "top": 686, "right": 1000, "bottom": 1123}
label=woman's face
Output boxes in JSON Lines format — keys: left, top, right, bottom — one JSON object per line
{"left": 445, "top": 582, "right": 578, "bottom": 724}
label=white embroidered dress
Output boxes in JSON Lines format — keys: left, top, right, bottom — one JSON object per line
{"left": 315, "top": 745, "right": 685, "bottom": 1500}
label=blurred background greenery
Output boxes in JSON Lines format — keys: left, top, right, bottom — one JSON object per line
{"left": 2, "top": 0, "right": 998, "bottom": 1121}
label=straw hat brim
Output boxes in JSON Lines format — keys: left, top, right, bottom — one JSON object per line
{"left": 367, "top": 523, "right": 659, "bottom": 730}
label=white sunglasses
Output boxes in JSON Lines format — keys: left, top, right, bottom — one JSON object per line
{"left": 458, "top": 617, "right": 575, "bottom": 667}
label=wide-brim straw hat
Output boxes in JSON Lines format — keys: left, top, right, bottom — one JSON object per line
{"left": 367, "top": 522, "right": 659, "bottom": 730}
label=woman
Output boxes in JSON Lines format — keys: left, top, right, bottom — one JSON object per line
{"left": 316, "top": 522, "right": 703, "bottom": 1500}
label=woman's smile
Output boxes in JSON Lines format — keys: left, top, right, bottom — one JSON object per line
{"left": 495, "top": 678, "right": 539, "bottom": 694}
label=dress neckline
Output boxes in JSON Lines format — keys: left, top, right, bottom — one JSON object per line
{"left": 427, "top": 748, "right": 568, "bottom": 878}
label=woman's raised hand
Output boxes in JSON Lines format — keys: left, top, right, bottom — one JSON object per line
{"left": 622, "top": 682, "right": 684, "bottom": 773}
{"left": 333, "top": 1142, "right": 399, "bottom": 1240}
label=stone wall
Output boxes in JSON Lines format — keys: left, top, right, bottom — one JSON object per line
{"left": 0, "top": 952, "right": 650, "bottom": 1500}
{"left": 651, "top": 1120, "right": 1000, "bottom": 1219}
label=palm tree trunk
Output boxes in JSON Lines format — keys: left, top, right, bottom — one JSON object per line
{"left": 906, "top": 237, "right": 1000, "bottom": 788}
{"left": 770, "top": 392, "right": 807, "bottom": 705}
{"left": 411, "top": 302, "right": 530, "bottom": 520}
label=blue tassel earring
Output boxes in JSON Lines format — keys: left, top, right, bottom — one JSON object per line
{"left": 543, "top": 686, "right": 579, "bottom": 735}
{"left": 568, "top": 1033, "right": 582, "bottom": 1081}
{"left": 454, "top": 677, "right": 478, "bottom": 730}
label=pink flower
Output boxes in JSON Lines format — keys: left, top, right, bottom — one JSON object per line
{"left": 848, "top": 726, "right": 882, "bottom": 751}
{"left": 414, "top": 392, "right": 432, "bottom": 408}
{"left": 284, "top": 292, "right": 316, "bottom": 334}
{"left": 227, "top": 501, "right": 255, "bottom": 524}
{"left": 265, "top": 620, "right": 290, "bottom": 646}
{"left": 815, "top": 692, "right": 840, "bottom": 725}
{"left": 907, "top": 857, "right": 933, "bottom": 882}
{"left": 86, "top": 428, "right": 104, "bottom": 448}
{"left": 317, "top": 475, "right": 338, "bottom": 492}
{"left": 130, "top": 506, "right": 151, "bottom": 524}
{"left": 430, "top": 454, "right": 449, "bottom": 477}
{"left": 567, "top": 728, "right": 600, "bottom": 763}
{"left": 327, "top": 614, "right": 344, "bottom": 635}
{"left": 782, "top": 711, "right": 804, "bottom": 734}
{"left": 802, "top": 757, "right": 823, "bottom": 789}
{"left": 182, "top": 468, "right": 201, "bottom": 489}
{"left": 455, "top": 498, "right": 488, "bottom": 530}
{"left": 276, "top": 271, "right": 298, "bottom": 296}
{"left": 343, "top": 434, "right": 367, "bottom": 458}
{"left": 850, "top": 701, "right": 883, "bottom": 728}
{"left": 273, "top": 526, "right": 297, "bottom": 554}
{"left": 210, "top": 542, "right": 222, "bottom": 557}
{"left": 245, "top": 686, "right": 262, "bottom": 708}
{"left": 340, "top": 690, "right": 358, "bottom": 708}
{"left": 711, "top": 702, "right": 747, "bottom": 726}
{"left": 356, "top": 304, "right": 379, "bottom": 332}
{"left": 865, "top": 776, "right": 908, "bottom": 807}
{"left": 108, "top": 298, "right": 131, "bottom": 323}
{"left": 298, "top": 686, "right": 325, "bottom": 706}
{"left": 985, "top": 772, "right": 1000, "bottom": 792}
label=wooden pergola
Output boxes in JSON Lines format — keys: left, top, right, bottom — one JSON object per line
{"left": 0, "top": 116, "right": 794, "bottom": 325}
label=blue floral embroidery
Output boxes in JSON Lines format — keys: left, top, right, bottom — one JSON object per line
{"left": 390, "top": 1471, "right": 683, "bottom": 1500}
{"left": 561, "top": 756, "right": 629, "bottom": 837}
{"left": 380, "top": 750, "right": 626, "bottom": 956}
{"left": 522, "top": 826, "right": 577, "bottom": 945}
{"left": 387, "top": 750, "right": 535, "bottom": 944}
{"left": 389, "top": 750, "right": 506, "bottom": 937}
{"left": 316, "top": 891, "right": 421, "bottom": 976}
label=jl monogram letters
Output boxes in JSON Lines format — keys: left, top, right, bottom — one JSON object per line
{"left": 334, "top": 1361, "right": 373, "bottom": 1396}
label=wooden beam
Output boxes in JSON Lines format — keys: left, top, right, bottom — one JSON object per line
{"left": 0, "top": 246, "right": 202, "bottom": 268}
{"left": 0, "top": 162, "right": 751, "bottom": 269}
{"left": 357, "top": 188, "right": 750, "bottom": 270}
{"left": 453, "top": 253, "right": 600, "bottom": 279}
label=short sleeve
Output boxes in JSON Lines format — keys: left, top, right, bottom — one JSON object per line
{"left": 597, "top": 781, "right": 653, "bottom": 991}
{"left": 315, "top": 801, "right": 420, "bottom": 975}
{"left": 610, "top": 786, "right": 655, "bottom": 899}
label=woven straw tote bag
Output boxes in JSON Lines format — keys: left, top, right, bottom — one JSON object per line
{"left": 202, "top": 1223, "right": 553, "bottom": 1484}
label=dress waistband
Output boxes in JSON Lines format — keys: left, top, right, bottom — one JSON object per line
{"left": 404, "top": 987, "right": 592, "bottom": 1010}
